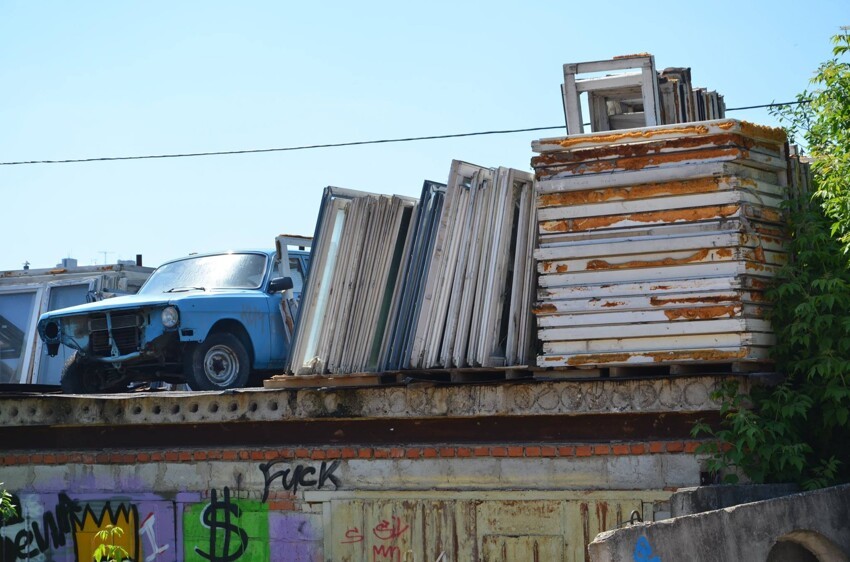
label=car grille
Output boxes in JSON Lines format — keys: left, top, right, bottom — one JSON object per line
{"left": 88, "top": 312, "right": 143, "bottom": 357}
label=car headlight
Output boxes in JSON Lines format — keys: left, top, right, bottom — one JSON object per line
{"left": 161, "top": 306, "right": 180, "bottom": 329}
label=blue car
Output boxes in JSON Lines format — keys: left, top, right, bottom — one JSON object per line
{"left": 37, "top": 250, "right": 308, "bottom": 393}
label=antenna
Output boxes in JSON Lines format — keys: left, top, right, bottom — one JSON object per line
{"left": 98, "top": 251, "right": 115, "bottom": 265}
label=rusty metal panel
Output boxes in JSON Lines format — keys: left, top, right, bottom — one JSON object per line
{"left": 564, "top": 498, "right": 644, "bottom": 562}
{"left": 482, "top": 535, "right": 564, "bottom": 561}
{"left": 321, "top": 493, "right": 664, "bottom": 562}
{"left": 532, "top": 119, "right": 790, "bottom": 371}
{"left": 533, "top": 119, "right": 787, "bottom": 154}
{"left": 326, "top": 498, "right": 478, "bottom": 562}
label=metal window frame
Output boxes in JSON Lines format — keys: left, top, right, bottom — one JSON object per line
{"left": 562, "top": 55, "right": 661, "bottom": 134}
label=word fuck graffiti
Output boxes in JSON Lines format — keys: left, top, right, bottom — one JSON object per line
{"left": 259, "top": 460, "right": 342, "bottom": 501}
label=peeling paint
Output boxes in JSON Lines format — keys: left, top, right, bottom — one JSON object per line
{"left": 537, "top": 177, "right": 722, "bottom": 208}
{"left": 541, "top": 205, "right": 741, "bottom": 233}
{"left": 662, "top": 305, "right": 741, "bottom": 321}
{"left": 586, "top": 249, "right": 711, "bottom": 271}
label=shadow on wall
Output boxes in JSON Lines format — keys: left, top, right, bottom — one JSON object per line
{"left": 767, "top": 531, "right": 848, "bottom": 562}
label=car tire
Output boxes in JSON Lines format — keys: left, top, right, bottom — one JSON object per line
{"left": 60, "top": 352, "right": 104, "bottom": 394}
{"left": 186, "top": 332, "right": 251, "bottom": 391}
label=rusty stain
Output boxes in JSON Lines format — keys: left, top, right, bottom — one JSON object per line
{"left": 537, "top": 177, "right": 722, "bottom": 208}
{"left": 650, "top": 285, "right": 671, "bottom": 291}
{"left": 566, "top": 348, "right": 751, "bottom": 366}
{"left": 548, "top": 125, "right": 711, "bottom": 149}
{"left": 756, "top": 208, "right": 783, "bottom": 223}
{"left": 663, "top": 305, "right": 741, "bottom": 321}
{"left": 533, "top": 303, "right": 557, "bottom": 314}
{"left": 613, "top": 52, "right": 651, "bottom": 59}
{"left": 597, "top": 502, "right": 609, "bottom": 531}
{"left": 585, "top": 249, "right": 710, "bottom": 271}
{"left": 738, "top": 121, "right": 788, "bottom": 144}
{"left": 535, "top": 147, "right": 749, "bottom": 179}
{"left": 533, "top": 134, "right": 760, "bottom": 168}
{"left": 745, "top": 261, "right": 767, "bottom": 272}
{"left": 602, "top": 301, "right": 624, "bottom": 308}
{"left": 650, "top": 295, "right": 740, "bottom": 306}
{"left": 581, "top": 502, "right": 591, "bottom": 562}
{"left": 541, "top": 205, "right": 741, "bottom": 233}
{"left": 715, "top": 248, "right": 734, "bottom": 259}
{"left": 556, "top": 264, "right": 569, "bottom": 273}
{"left": 48, "top": 268, "right": 68, "bottom": 274}
{"left": 567, "top": 353, "right": 633, "bottom": 366}
{"left": 748, "top": 278, "right": 771, "bottom": 290}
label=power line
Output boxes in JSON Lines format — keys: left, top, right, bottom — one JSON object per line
{"left": 725, "top": 99, "right": 811, "bottom": 111}
{"left": 0, "top": 126, "right": 564, "bottom": 166}
{"left": 0, "top": 100, "right": 811, "bottom": 167}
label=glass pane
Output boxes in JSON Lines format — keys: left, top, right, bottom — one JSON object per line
{"left": 140, "top": 253, "right": 268, "bottom": 294}
{"left": 288, "top": 257, "right": 305, "bottom": 294}
{"left": 36, "top": 284, "right": 91, "bottom": 385}
{"left": 0, "top": 292, "right": 38, "bottom": 384}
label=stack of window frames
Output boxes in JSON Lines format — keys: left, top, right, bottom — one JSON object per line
{"left": 380, "top": 181, "right": 447, "bottom": 370}
{"left": 531, "top": 119, "right": 791, "bottom": 370}
{"left": 287, "top": 187, "right": 417, "bottom": 375}
{"left": 408, "top": 161, "right": 536, "bottom": 369}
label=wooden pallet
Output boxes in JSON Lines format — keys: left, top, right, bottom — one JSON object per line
{"left": 533, "top": 361, "right": 776, "bottom": 380}
{"left": 263, "top": 372, "right": 400, "bottom": 390}
{"left": 263, "top": 366, "right": 535, "bottom": 390}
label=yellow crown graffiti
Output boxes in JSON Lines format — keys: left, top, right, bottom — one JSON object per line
{"left": 72, "top": 502, "right": 139, "bottom": 562}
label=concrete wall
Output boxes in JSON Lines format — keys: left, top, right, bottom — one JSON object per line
{"left": 0, "top": 375, "right": 737, "bottom": 561}
{"left": 589, "top": 484, "right": 850, "bottom": 562}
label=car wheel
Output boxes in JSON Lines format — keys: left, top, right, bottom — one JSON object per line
{"left": 186, "top": 332, "right": 251, "bottom": 391}
{"left": 60, "top": 352, "right": 104, "bottom": 394}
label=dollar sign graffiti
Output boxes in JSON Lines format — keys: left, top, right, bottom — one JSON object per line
{"left": 194, "top": 487, "right": 249, "bottom": 562}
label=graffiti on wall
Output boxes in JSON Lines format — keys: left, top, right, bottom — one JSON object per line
{"left": 340, "top": 515, "right": 411, "bottom": 562}
{"left": 1, "top": 488, "right": 320, "bottom": 562}
{"left": 634, "top": 536, "right": 661, "bottom": 562}
{"left": 0, "top": 493, "right": 173, "bottom": 562}
{"left": 184, "top": 487, "right": 264, "bottom": 562}
{"left": 259, "top": 460, "right": 342, "bottom": 501}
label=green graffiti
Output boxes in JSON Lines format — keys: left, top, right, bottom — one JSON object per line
{"left": 184, "top": 488, "right": 268, "bottom": 562}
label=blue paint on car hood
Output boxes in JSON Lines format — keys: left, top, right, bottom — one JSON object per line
{"left": 39, "top": 289, "right": 263, "bottom": 320}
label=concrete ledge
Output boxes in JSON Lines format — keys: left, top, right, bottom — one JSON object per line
{"left": 0, "top": 375, "right": 739, "bottom": 428}
{"left": 589, "top": 484, "right": 850, "bottom": 561}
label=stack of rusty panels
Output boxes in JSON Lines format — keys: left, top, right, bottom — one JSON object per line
{"left": 407, "top": 161, "right": 537, "bottom": 369}
{"left": 287, "top": 187, "right": 418, "bottom": 375}
{"left": 530, "top": 119, "right": 790, "bottom": 370}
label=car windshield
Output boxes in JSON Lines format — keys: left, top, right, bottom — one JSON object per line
{"left": 139, "top": 253, "right": 269, "bottom": 294}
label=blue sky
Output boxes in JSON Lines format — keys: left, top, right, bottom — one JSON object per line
{"left": 0, "top": 1, "right": 844, "bottom": 271}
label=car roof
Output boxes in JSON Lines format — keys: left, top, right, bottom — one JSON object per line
{"left": 156, "top": 249, "right": 309, "bottom": 269}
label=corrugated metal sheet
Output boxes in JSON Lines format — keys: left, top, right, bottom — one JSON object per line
{"left": 531, "top": 119, "right": 793, "bottom": 370}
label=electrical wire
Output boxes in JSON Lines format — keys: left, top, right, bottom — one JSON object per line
{"left": 0, "top": 100, "right": 810, "bottom": 167}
